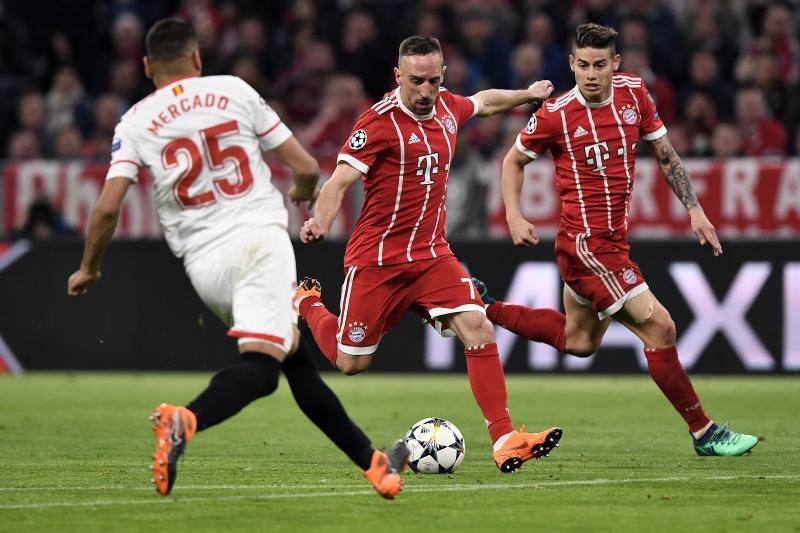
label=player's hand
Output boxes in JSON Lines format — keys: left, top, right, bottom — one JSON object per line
{"left": 300, "top": 218, "right": 328, "bottom": 244}
{"left": 67, "top": 268, "right": 101, "bottom": 296}
{"left": 689, "top": 206, "right": 723, "bottom": 256}
{"left": 528, "top": 80, "right": 554, "bottom": 103}
{"left": 288, "top": 185, "right": 319, "bottom": 208}
{"left": 507, "top": 216, "right": 540, "bottom": 247}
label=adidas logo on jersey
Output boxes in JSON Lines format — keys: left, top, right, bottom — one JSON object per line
{"left": 573, "top": 126, "right": 589, "bottom": 138}
{"left": 408, "top": 132, "right": 421, "bottom": 144}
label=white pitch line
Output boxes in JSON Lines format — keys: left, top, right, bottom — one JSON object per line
{"left": 0, "top": 474, "right": 796, "bottom": 511}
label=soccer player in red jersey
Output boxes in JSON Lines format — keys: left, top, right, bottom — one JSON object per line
{"left": 297, "top": 35, "right": 562, "bottom": 472}
{"left": 487, "top": 23, "right": 757, "bottom": 456}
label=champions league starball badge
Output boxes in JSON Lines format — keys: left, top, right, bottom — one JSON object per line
{"left": 525, "top": 114, "right": 537, "bottom": 134}
{"left": 349, "top": 129, "right": 367, "bottom": 150}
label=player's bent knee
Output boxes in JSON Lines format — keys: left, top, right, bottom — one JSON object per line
{"left": 564, "top": 337, "right": 599, "bottom": 357}
{"left": 335, "top": 352, "right": 373, "bottom": 375}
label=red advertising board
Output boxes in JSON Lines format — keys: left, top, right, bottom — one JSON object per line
{"left": 3, "top": 158, "right": 800, "bottom": 238}
{"left": 2, "top": 158, "right": 352, "bottom": 238}
{"left": 486, "top": 157, "right": 800, "bottom": 238}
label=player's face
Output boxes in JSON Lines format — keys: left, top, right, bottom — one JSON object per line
{"left": 569, "top": 47, "right": 621, "bottom": 102}
{"left": 394, "top": 53, "right": 444, "bottom": 115}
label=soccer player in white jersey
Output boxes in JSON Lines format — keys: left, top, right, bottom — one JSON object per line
{"left": 475, "top": 23, "right": 757, "bottom": 456}
{"left": 67, "top": 18, "right": 408, "bottom": 498}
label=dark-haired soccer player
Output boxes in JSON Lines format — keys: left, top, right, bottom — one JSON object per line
{"left": 482, "top": 23, "right": 757, "bottom": 456}
{"left": 67, "top": 18, "right": 409, "bottom": 498}
{"left": 296, "top": 35, "right": 562, "bottom": 473}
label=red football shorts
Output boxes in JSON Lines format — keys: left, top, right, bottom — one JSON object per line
{"left": 555, "top": 230, "right": 649, "bottom": 319}
{"left": 336, "top": 255, "right": 485, "bottom": 355}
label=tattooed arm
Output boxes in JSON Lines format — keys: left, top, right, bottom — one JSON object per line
{"left": 647, "top": 134, "right": 723, "bottom": 256}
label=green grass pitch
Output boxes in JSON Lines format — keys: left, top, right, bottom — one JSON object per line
{"left": 0, "top": 373, "right": 797, "bottom": 532}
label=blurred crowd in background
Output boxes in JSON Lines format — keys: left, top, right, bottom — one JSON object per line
{"left": 2, "top": 0, "right": 800, "bottom": 238}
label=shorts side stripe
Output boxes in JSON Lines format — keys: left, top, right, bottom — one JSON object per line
{"left": 337, "top": 267, "right": 357, "bottom": 340}
{"left": 575, "top": 234, "right": 625, "bottom": 300}
{"left": 579, "top": 235, "right": 627, "bottom": 298}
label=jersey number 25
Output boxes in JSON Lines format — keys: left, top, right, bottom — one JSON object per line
{"left": 162, "top": 120, "right": 254, "bottom": 209}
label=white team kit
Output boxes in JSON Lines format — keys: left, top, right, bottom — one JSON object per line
{"left": 106, "top": 75, "right": 297, "bottom": 351}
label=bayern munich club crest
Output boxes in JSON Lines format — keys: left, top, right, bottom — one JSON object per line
{"left": 619, "top": 104, "right": 638, "bottom": 125}
{"left": 347, "top": 322, "right": 367, "bottom": 343}
{"left": 622, "top": 268, "right": 637, "bottom": 285}
{"left": 349, "top": 129, "right": 367, "bottom": 150}
{"left": 443, "top": 116, "right": 456, "bottom": 134}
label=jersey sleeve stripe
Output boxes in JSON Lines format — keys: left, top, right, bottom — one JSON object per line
{"left": 227, "top": 330, "right": 285, "bottom": 345}
{"left": 257, "top": 120, "right": 283, "bottom": 137}
{"left": 515, "top": 134, "right": 539, "bottom": 159}
{"left": 337, "top": 153, "right": 369, "bottom": 174}
{"left": 109, "top": 159, "right": 141, "bottom": 167}
{"left": 641, "top": 125, "right": 667, "bottom": 141}
{"left": 467, "top": 95, "right": 480, "bottom": 118}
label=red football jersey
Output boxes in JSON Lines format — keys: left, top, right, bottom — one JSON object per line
{"left": 338, "top": 87, "right": 478, "bottom": 267}
{"left": 516, "top": 73, "right": 666, "bottom": 237}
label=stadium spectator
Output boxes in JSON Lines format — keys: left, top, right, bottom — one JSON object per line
{"left": 441, "top": 51, "right": 475, "bottom": 96}
{"left": 735, "top": 86, "right": 789, "bottom": 156}
{"left": 16, "top": 90, "right": 52, "bottom": 156}
{"left": 111, "top": 12, "right": 145, "bottom": 64}
{"left": 301, "top": 74, "right": 368, "bottom": 164}
{"left": 664, "top": 123, "right": 690, "bottom": 157}
{"left": 510, "top": 42, "right": 545, "bottom": 98}
{"left": 54, "top": 126, "right": 84, "bottom": 159}
{"left": 12, "top": 197, "right": 76, "bottom": 241}
{"left": 83, "top": 94, "right": 123, "bottom": 159}
{"left": 445, "top": 129, "right": 491, "bottom": 239}
{"left": 521, "top": 12, "right": 568, "bottom": 89}
{"left": 45, "top": 66, "right": 88, "bottom": 135}
{"left": 282, "top": 40, "right": 336, "bottom": 125}
{"left": 680, "top": 50, "right": 736, "bottom": 122}
{"left": 7, "top": 130, "right": 40, "bottom": 161}
{"left": 754, "top": 2, "right": 799, "bottom": 84}
{"left": 683, "top": 91, "right": 717, "bottom": 157}
{"left": 737, "top": 46, "right": 789, "bottom": 120}
{"left": 621, "top": 45, "right": 677, "bottom": 124}
{"left": 337, "top": 10, "right": 392, "bottom": 100}
{"left": 711, "top": 122, "right": 744, "bottom": 159}
{"left": 569, "top": 0, "right": 621, "bottom": 30}
{"left": 457, "top": 8, "right": 513, "bottom": 89}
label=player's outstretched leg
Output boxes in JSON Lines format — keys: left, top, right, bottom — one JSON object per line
{"left": 149, "top": 403, "right": 197, "bottom": 496}
{"left": 295, "top": 277, "right": 340, "bottom": 367}
{"left": 472, "top": 277, "right": 567, "bottom": 353}
{"left": 150, "top": 353, "right": 282, "bottom": 495}
{"left": 281, "top": 339, "right": 409, "bottom": 498}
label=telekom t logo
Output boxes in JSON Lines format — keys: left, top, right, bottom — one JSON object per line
{"left": 417, "top": 152, "right": 439, "bottom": 185}
{"left": 584, "top": 141, "right": 610, "bottom": 172}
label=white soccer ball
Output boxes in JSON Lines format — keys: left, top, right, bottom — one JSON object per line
{"left": 404, "top": 417, "right": 465, "bottom": 474}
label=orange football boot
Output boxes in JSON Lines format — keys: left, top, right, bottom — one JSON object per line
{"left": 149, "top": 403, "right": 197, "bottom": 496}
{"left": 492, "top": 425, "right": 562, "bottom": 473}
{"left": 362, "top": 441, "right": 410, "bottom": 499}
{"left": 294, "top": 277, "right": 322, "bottom": 317}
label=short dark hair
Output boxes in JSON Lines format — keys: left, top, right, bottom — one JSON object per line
{"left": 573, "top": 23, "right": 618, "bottom": 54}
{"left": 145, "top": 18, "right": 197, "bottom": 62}
{"left": 398, "top": 35, "right": 442, "bottom": 64}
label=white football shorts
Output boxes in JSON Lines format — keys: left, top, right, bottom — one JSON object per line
{"left": 184, "top": 225, "right": 297, "bottom": 353}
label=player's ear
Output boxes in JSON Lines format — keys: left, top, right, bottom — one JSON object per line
{"left": 393, "top": 66, "right": 401, "bottom": 85}
{"left": 568, "top": 54, "right": 575, "bottom": 73}
{"left": 143, "top": 56, "right": 153, "bottom": 80}
{"left": 613, "top": 53, "right": 621, "bottom": 72}
{"left": 192, "top": 49, "right": 202, "bottom": 73}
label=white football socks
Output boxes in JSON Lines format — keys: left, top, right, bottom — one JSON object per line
{"left": 691, "top": 420, "right": 715, "bottom": 440}
{"left": 493, "top": 431, "right": 514, "bottom": 452}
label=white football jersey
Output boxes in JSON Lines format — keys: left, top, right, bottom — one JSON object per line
{"left": 106, "top": 75, "right": 293, "bottom": 260}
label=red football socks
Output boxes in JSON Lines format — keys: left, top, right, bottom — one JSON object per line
{"left": 299, "top": 296, "right": 339, "bottom": 368}
{"left": 486, "top": 302, "right": 567, "bottom": 353}
{"left": 644, "top": 346, "right": 710, "bottom": 432}
{"left": 464, "top": 343, "right": 514, "bottom": 443}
